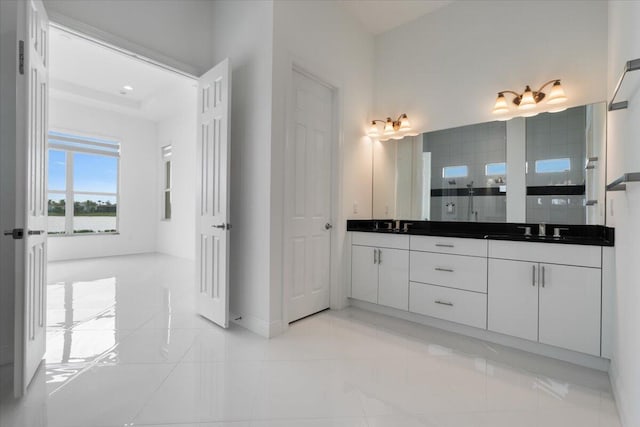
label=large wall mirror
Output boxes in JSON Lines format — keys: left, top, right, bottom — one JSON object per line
{"left": 372, "top": 102, "right": 607, "bottom": 225}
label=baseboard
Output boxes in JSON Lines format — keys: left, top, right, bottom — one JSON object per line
{"left": 349, "top": 298, "right": 610, "bottom": 372}
{"left": 229, "top": 311, "right": 271, "bottom": 338}
{"left": 609, "top": 362, "right": 630, "bottom": 427}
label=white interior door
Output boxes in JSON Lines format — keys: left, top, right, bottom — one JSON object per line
{"left": 196, "top": 58, "right": 231, "bottom": 328}
{"left": 285, "top": 69, "right": 333, "bottom": 323}
{"left": 13, "top": 0, "right": 49, "bottom": 396}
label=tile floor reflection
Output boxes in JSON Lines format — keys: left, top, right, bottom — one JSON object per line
{"left": 0, "top": 253, "right": 622, "bottom": 427}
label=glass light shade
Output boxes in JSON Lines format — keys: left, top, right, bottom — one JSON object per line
{"left": 548, "top": 105, "right": 567, "bottom": 113}
{"left": 367, "top": 121, "right": 380, "bottom": 138}
{"left": 495, "top": 115, "right": 513, "bottom": 122}
{"left": 518, "top": 86, "right": 536, "bottom": 110}
{"left": 383, "top": 118, "right": 394, "bottom": 136}
{"left": 547, "top": 81, "right": 567, "bottom": 105}
{"left": 522, "top": 111, "right": 538, "bottom": 118}
{"left": 391, "top": 134, "right": 404, "bottom": 140}
{"left": 492, "top": 93, "right": 509, "bottom": 114}
{"left": 399, "top": 114, "right": 411, "bottom": 131}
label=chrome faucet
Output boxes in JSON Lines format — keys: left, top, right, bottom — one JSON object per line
{"left": 403, "top": 222, "right": 414, "bottom": 232}
{"left": 538, "top": 223, "right": 546, "bottom": 237}
{"left": 553, "top": 227, "right": 569, "bottom": 238}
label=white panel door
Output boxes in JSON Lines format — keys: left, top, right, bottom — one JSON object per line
{"left": 377, "top": 248, "right": 409, "bottom": 311}
{"left": 487, "top": 259, "right": 538, "bottom": 342}
{"left": 351, "top": 245, "right": 378, "bottom": 304}
{"left": 285, "top": 70, "right": 333, "bottom": 322}
{"left": 538, "top": 263, "right": 601, "bottom": 356}
{"left": 196, "top": 58, "right": 231, "bottom": 328}
{"left": 13, "top": 0, "right": 49, "bottom": 396}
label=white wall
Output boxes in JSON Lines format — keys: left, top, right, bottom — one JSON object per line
{"left": 43, "top": 0, "right": 214, "bottom": 76}
{"left": 155, "top": 106, "right": 197, "bottom": 260}
{"left": 606, "top": 3, "right": 640, "bottom": 426}
{"left": 210, "top": 0, "right": 275, "bottom": 337}
{"left": 48, "top": 98, "right": 158, "bottom": 261}
{"left": 373, "top": 0, "right": 608, "bottom": 133}
{"left": 271, "top": 0, "right": 375, "bottom": 332}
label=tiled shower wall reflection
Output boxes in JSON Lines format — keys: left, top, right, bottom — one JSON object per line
{"left": 424, "top": 121, "right": 507, "bottom": 222}
{"left": 526, "top": 106, "right": 586, "bottom": 224}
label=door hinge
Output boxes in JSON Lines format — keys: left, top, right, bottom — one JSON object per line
{"left": 3, "top": 228, "right": 24, "bottom": 240}
{"left": 18, "top": 40, "right": 24, "bottom": 75}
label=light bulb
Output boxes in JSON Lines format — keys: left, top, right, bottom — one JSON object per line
{"left": 492, "top": 93, "right": 509, "bottom": 114}
{"left": 399, "top": 114, "right": 411, "bottom": 132}
{"left": 383, "top": 118, "right": 394, "bottom": 136}
{"left": 547, "top": 81, "right": 567, "bottom": 105}
{"left": 367, "top": 121, "right": 380, "bottom": 138}
{"left": 518, "top": 86, "right": 536, "bottom": 110}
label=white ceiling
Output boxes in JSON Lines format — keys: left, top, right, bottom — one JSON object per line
{"left": 338, "top": 0, "right": 454, "bottom": 35}
{"left": 49, "top": 26, "right": 196, "bottom": 122}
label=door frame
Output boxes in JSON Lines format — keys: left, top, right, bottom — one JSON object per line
{"left": 281, "top": 59, "right": 344, "bottom": 328}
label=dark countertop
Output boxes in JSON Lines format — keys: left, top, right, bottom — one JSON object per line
{"left": 347, "top": 220, "right": 614, "bottom": 247}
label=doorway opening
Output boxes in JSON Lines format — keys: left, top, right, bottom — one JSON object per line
{"left": 44, "top": 22, "right": 198, "bottom": 360}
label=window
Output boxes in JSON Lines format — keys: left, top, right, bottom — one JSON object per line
{"left": 535, "top": 158, "right": 571, "bottom": 174}
{"left": 485, "top": 162, "right": 506, "bottom": 176}
{"left": 442, "top": 165, "right": 468, "bottom": 178}
{"left": 161, "top": 145, "right": 172, "bottom": 220}
{"left": 48, "top": 131, "right": 120, "bottom": 235}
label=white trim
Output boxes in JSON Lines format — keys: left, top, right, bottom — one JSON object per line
{"left": 229, "top": 312, "right": 271, "bottom": 338}
{"left": 48, "top": 18, "right": 199, "bottom": 80}
{"left": 349, "top": 298, "right": 611, "bottom": 371}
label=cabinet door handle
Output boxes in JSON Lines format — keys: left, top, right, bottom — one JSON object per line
{"left": 532, "top": 265, "right": 536, "bottom": 287}
{"left": 435, "top": 300, "right": 454, "bottom": 307}
{"left": 435, "top": 267, "right": 454, "bottom": 273}
{"left": 541, "top": 266, "right": 546, "bottom": 288}
{"left": 378, "top": 249, "right": 382, "bottom": 264}
{"left": 435, "top": 243, "right": 454, "bottom": 248}
{"left": 373, "top": 248, "right": 378, "bottom": 264}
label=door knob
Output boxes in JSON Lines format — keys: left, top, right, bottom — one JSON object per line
{"left": 324, "top": 223, "right": 333, "bottom": 230}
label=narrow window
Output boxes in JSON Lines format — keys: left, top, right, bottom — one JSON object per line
{"left": 162, "top": 145, "right": 172, "bottom": 220}
{"left": 442, "top": 165, "right": 468, "bottom": 178}
{"left": 535, "top": 158, "right": 571, "bottom": 174}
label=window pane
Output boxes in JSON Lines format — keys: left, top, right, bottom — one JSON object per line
{"left": 485, "top": 162, "right": 506, "bottom": 176}
{"left": 164, "top": 191, "right": 171, "bottom": 220}
{"left": 73, "top": 153, "right": 118, "bottom": 193}
{"left": 442, "top": 165, "right": 468, "bottom": 178}
{"left": 49, "top": 150, "right": 66, "bottom": 190}
{"left": 535, "top": 158, "right": 571, "bottom": 174}
{"left": 165, "top": 161, "right": 171, "bottom": 190}
{"left": 73, "top": 194, "right": 117, "bottom": 234}
{"left": 48, "top": 193, "right": 66, "bottom": 235}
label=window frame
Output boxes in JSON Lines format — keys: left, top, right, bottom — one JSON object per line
{"left": 47, "top": 129, "right": 121, "bottom": 236}
{"left": 161, "top": 145, "right": 172, "bottom": 221}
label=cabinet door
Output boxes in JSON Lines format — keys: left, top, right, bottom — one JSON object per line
{"left": 488, "top": 259, "right": 539, "bottom": 342}
{"left": 378, "top": 248, "right": 409, "bottom": 311}
{"left": 351, "top": 245, "right": 378, "bottom": 303}
{"left": 538, "top": 264, "right": 601, "bottom": 356}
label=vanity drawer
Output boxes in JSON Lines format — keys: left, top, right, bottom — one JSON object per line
{"left": 352, "top": 232, "right": 409, "bottom": 250}
{"left": 410, "top": 235, "right": 487, "bottom": 257}
{"left": 410, "top": 251, "right": 487, "bottom": 293}
{"left": 488, "top": 240, "right": 601, "bottom": 268}
{"left": 409, "top": 282, "right": 487, "bottom": 329}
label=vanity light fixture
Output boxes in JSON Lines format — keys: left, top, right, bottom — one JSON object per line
{"left": 367, "top": 113, "right": 419, "bottom": 141}
{"left": 492, "top": 79, "right": 568, "bottom": 119}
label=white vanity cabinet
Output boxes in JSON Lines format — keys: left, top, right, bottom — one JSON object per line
{"left": 349, "top": 232, "right": 610, "bottom": 361}
{"left": 351, "top": 233, "right": 410, "bottom": 310}
{"left": 488, "top": 241, "right": 602, "bottom": 356}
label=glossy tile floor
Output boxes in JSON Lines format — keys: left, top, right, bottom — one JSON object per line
{"left": 0, "top": 253, "right": 622, "bottom": 427}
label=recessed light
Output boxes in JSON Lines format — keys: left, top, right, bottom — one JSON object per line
{"left": 123, "top": 85, "right": 134, "bottom": 91}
